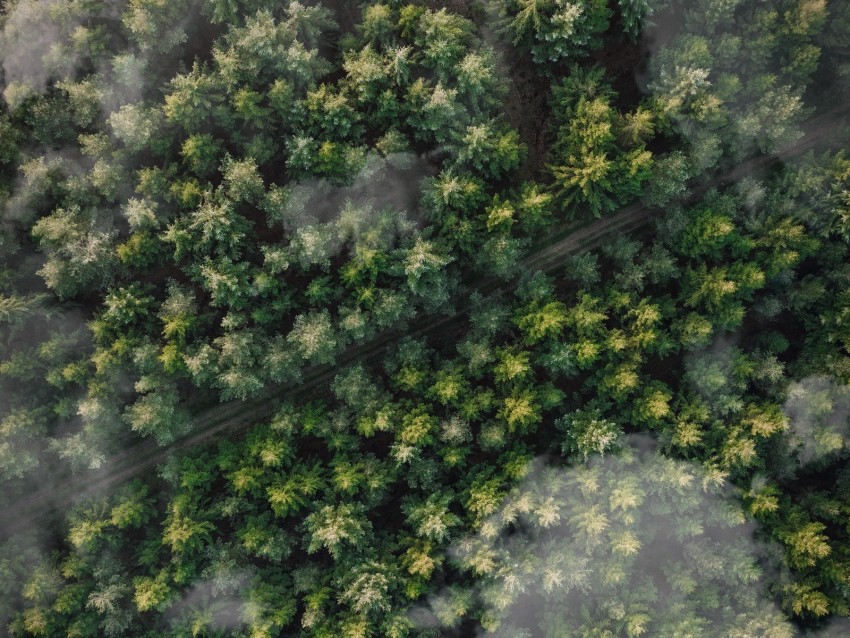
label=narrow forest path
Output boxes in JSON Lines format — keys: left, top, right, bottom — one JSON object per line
{"left": 1, "top": 105, "right": 847, "bottom": 540}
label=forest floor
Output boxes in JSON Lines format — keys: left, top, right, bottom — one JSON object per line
{"left": 1, "top": 104, "right": 847, "bottom": 540}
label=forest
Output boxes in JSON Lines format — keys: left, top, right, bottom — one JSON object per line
{"left": 0, "top": 0, "right": 850, "bottom": 635}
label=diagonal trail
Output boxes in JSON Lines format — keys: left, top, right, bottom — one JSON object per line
{"left": 1, "top": 106, "right": 847, "bottom": 539}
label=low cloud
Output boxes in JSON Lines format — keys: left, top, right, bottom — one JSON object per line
{"left": 783, "top": 376, "right": 850, "bottom": 465}
{"left": 411, "top": 436, "right": 802, "bottom": 636}
{"left": 164, "top": 556, "right": 254, "bottom": 634}
{"left": 274, "top": 151, "right": 437, "bottom": 268}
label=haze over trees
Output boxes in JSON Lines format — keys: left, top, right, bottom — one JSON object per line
{"left": 1, "top": 0, "right": 850, "bottom": 636}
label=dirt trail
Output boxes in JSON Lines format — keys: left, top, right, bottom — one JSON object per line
{"left": 0, "top": 106, "right": 847, "bottom": 540}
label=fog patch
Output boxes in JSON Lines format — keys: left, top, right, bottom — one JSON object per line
{"left": 0, "top": 530, "right": 49, "bottom": 629}
{"left": 2, "top": 150, "right": 89, "bottom": 223}
{"left": 276, "top": 151, "right": 435, "bottom": 227}
{"left": 0, "top": 0, "right": 118, "bottom": 107}
{"left": 164, "top": 560, "right": 255, "bottom": 634}
{"left": 411, "top": 437, "right": 797, "bottom": 636}
{"left": 805, "top": 617, "right": 850, "bottom": 637}
{"left": 640, "top": 0, "right": 824, "bottom": 177}
{"left": 683, "top": 336, "right": 748, "bottom": 418}
{"left": 272, "top": 151, "right": 437, "bottom": 268}
{"left": 783, "top": 376, "right": 850, "bottom": 465}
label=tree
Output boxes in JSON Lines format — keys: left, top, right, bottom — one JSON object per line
{"left": 193, "top": 257, "right": 252, "bottom": 309}
{"left": 404, "top": 494, "right": 462, "bottom": 543}
{"left": 515, "top": 182, "right": 554, "bottom": 231}
{"left": 340, "top": 561, "right": 394, "bottom": 616}
{"left": 618, "top": 0, "right": 668, "bottom": 40}
{"left": 332, "top": 364, "right": 383, "bottom": 412}
{"left": 123, "top": 0, "right": 191, "bottom": 53}
{"left": 415, "top": 9, "right": 475, "bottom": 78}
{"left": 633, "top": 382, "right": 673, "bottom": 427}
{"left": 498, "top": 387, "right": 543, "bottom": 432}
{"left": 678, "top": 205, "right": 744, "bottom": 259}
{"left": 549, "top": 68, "right": 653, "bottom": 217}
{"left": 31, "top": 205, "right": 118, "bottom": 299}
{"left": 212, "top": 7, "right": 334, "bottom": 90}
{"left": 683, "top": 264, "right": 739, "bottom": 313}
{"left": 515, "top": 299, "right": 569, "bottom": 344}
{"left": 158, "top": 281, "right": 199, "bottom": 350}
{"left": 455, "top": 48, "right": 504, "bottom": 111}
{"left": 163, "top": 64, "right": 226, "bottom": 133}
{"left": 287, "top": 310, "right": 338, "bottom": 365}
{"left": 221, "top": 155, "right": 264, "bottom": 203}
{"left": 133, "top": 573, "right": 172, "bottom": 613}
{"left": 267, "top": 463, "right": 324, "bottom": 519}
{"left": 305, "top": 503, "right": 370, "bottom": 560}
{"left": 162, "top": 496, "right": 215, "bottom": 555}
{"left": 641, "top": 151, "right": 691, "bottom": 207}
{"left": 56, "top": 78, "right": 105, "bottom": 128}
{"left": 214, "top": 328, "right": 265, "bottom": 400}
{"left": 180, "top": 194, "right": 251, "bottom": 258}
{"left": 344, "top": 45, "right": 392, "bottom": 105}
{"left": 110, "top": 481, "right": 154, "bottom": 529}
{"left": 498, "top": 0, "right": 612, "bottom": 65}
{"left": 474, "top": 235, "right": 527, "bottom": 280}
{"left": 674, "top": 311, "right": 714, "bottom": 350}
{"left": 420, "top": 170, "right": 487, "bottom": 246}
{"left": 359, "top": 3, "right": 395, "bottom": 44}
{"left": 108, "top": 103, "right": 165, "bottom": 153}
{"left": 556, "top": 407, "right": 621, "bottom": 459}
{"left": 494, "top": 347, "right": 532, "bottom": 385}
{"left": 399, "top": 237, "right": 452, "bottom": 297}
{"left": 123, "top": 386, "right": 191, "bottom": 445}
{"left": 304, "top": 84, "right": 361, "bottom": 140}
{"left": 180, "top": 134, "right": 222, "bottom": 178}
{"left": 372, "top": 288, "right": 416, "bottom": 329}
{"left": 405, "top": 79, "right": 462, "bottom": 144}
{"left": 466, "top": 474, "right": 505, "bottom": 524}
{"left": 453, "top": 120, "right": 525, "bottom": 180}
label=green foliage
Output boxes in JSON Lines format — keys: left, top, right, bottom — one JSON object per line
{"left": 647, "top": 0, "right": 826, "bottom": 170}
{"left": 455, "top": 121, "right": 526, "bottom": 180}
{"left": 124, "top": 0, "right": 192, "bottom": 53}
{"left": 31, "top": 206, "right": 118, "bottom": 299}
{"left": 497, "top": 0, "right": 612, "bottom": 65}
{"left": 619, "top": 0, "right": 668, "bottom": 40}
{"left": 557, "top": 406, "right": 621, "bottom": 459}
{"left": 549, "top": 68, "right": 655, "bottom": 217}
{"left": 123, "top": 387, "right": 191, "bottom": 444}
{"left": 1, "top": 0, "right": 850, "bottom": 636}
{"left": 305, "top": 503, "right": 371, "bottom": 559}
